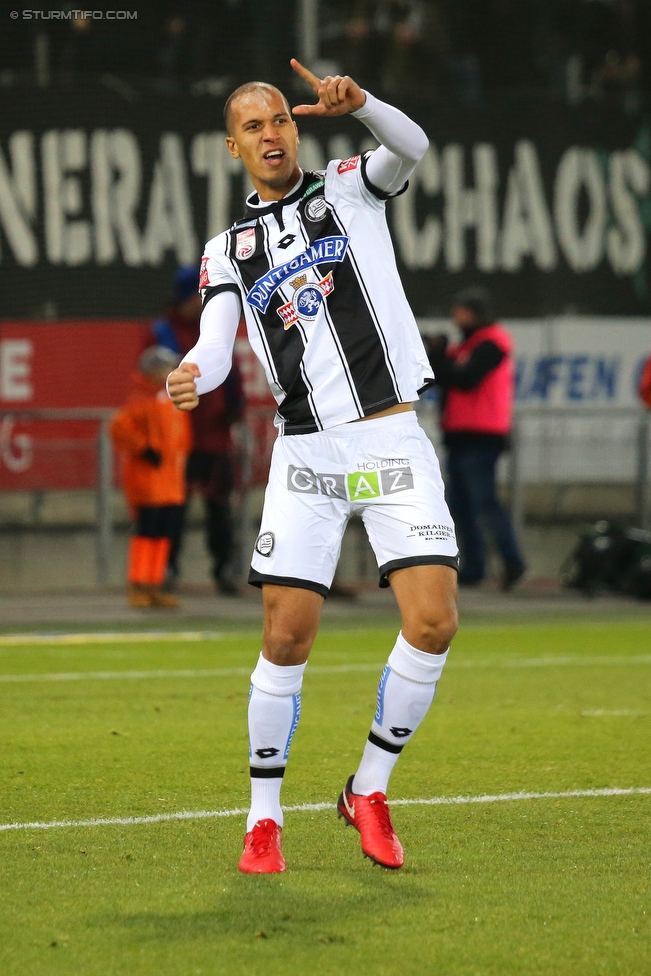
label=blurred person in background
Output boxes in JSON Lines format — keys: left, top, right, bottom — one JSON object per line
{"left": 152, "top": 266, "right": 246, "bottom": 596}
{"left": 639, "top": 349, "right": 651, "bottom": 409}
{"left": 377, "top": 0, "right": 451, "bottom": 97}
{"left": 110, "top": 346, "right": 192, "bottom": 609}
{"left": 155, "top": 13, "right": 191, "bottom": 91}
{"left": 425, "top": 288, "right": 526, "bottom": 591}
{"left": 321, "top": 0, "right": 450, "bottom": 96}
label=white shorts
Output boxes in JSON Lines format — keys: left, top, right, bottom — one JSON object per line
{"left": 249, "top": 411, "right": 458, "bottom": 597}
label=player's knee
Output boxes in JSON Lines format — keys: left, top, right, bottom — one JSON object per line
{"left": 263, "top": 624, "right": 313, "bottom": 665}
{"left": 408, "top": 606, "right": 458, "bottom": 654}
{"left": 261, "top": 586, "right": 322, "bottom": 665}
{"left": 262, "top": 611, "right": 317, "bottom": 665}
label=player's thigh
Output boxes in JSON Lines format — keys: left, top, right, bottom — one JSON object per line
{"left": 389, "top": 563, "right": 458, "bottom": 654}
{"left": 361, "top": 423, "right": 458, "bottom": 588}
{"left": 250, "top": 438, "right": 350, "bottom": 596}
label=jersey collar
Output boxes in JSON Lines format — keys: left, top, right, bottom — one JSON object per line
{"left": 244, "top": 170, "right": 314, "bottom": 218}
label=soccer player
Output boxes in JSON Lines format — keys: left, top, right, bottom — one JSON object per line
{"left": 167, "top": 59, "right": 459, "bottom": 873}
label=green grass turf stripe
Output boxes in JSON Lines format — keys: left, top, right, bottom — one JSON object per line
{"left": 2, "top": 654, "right": 651, "bottom": 683}
{"left": 1, "top": 787, "right": 649, "bottom": 833}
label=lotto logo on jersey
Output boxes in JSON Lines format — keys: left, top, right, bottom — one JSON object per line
{"left": 199, "top": 255, "right": 210, "bottom": 289}
{"left": 246, "top": 236, "right": 349, "bottom": 313}
{"left": 277, "top": 272, "right": 334, "bottom": 329}
{"left": 338, "top": 155, "right": 361, "bottom": 174}
{"left": 235, "top": 227, "right": 256, "bottom": 260}
{"left": 287, "top": 464, "right": 414, "bottom": 500}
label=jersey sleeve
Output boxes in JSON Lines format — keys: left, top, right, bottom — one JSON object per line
{"left": 199, "top": 237, "right": 242, "bottom": 308}
{"left": 179, "top": 289, "right": 241, "bottom": 396}
{"left": 325, "top": 154, "right": 386, "bottom": 211}
{"left": 326, "top": 148, "right": 413, "bottom": 211}
{"left": 327, "top": 91, "right": 428, "bottom": 206}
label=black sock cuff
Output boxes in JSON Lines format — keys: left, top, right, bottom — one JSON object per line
{"left": 368, "top": 730, "right": 404, "bottom": 755}
{"left": 250, "top": 765, "right": 286, "bottom": 779}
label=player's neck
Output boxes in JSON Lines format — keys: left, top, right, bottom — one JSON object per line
{"left": 251, "top": 167, "right": 303, "bottom": 204}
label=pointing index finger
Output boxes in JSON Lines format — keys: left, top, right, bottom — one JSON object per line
{"left": 290, "top": 58, "right": 321, "bottom": 92}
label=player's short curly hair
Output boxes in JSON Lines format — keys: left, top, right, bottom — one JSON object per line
{"left": 223, "top": 82, "right": 292, "bottom": 135}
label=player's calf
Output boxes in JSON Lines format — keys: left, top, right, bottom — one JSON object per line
{"left": 341, "top": 632, "right": 450, "bottom": 866}
{"left": 240, "top": 653, "right": 305, "bottom": 871}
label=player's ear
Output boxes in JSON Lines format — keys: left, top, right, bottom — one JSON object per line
{"left": 226, "top": 136, "right": 240, "bottom": 160}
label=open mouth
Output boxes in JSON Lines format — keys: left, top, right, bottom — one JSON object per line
{"left": 263, "top": 149, "right": 285, "bottom": 164}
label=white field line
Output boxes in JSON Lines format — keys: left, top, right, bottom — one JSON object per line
{"left": 0, "top": 631, "right": 227, "bottom": 646}
{"left": 1, "top": 787, "right": 649, "bottom": 834}
{"left": 0, "top": 663, "right": 383, "bottom": 684}
{"left": 2, "top": 655, "right": 651, "bottom": 684}
{"left": 2, "top": 615, "right": 650, "bottom": 647}
{"left": 580, "top": 709, "right": 647, "bottom": 716}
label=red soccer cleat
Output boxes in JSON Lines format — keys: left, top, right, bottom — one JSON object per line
{"left": 337, "top": 774, "right": 404, "bottom": 869}
{"left": 238, "top": 819, "right": 286, "bottom": 874}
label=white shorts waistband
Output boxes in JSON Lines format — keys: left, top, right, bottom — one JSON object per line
{"left": 283, "top": 409, "right": 419, "bottom": 441}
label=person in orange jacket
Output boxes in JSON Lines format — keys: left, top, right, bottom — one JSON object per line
{"left": 111, "top": 346, "right": 192, "bottom": 608}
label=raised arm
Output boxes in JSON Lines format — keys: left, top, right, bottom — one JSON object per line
{"left": 167, "top": 289, "right": 241, "bottom": 410}
{"left": 353, "top": 92, "right": 429, "bottom": 194}
{"left": 290, "top": 58, "right": 428, "bottom": 195}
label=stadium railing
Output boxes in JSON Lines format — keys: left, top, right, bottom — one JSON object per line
{"left": 1, "top": 405, "right": 650, "bottom": 589}
{"left": 508, "top": 407, "right": 651, "bottom": 534}
{"left": 0, "top": 408, "right": 114, "bottom": 585}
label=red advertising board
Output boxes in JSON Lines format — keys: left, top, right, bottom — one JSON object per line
{"left": 0, "top": 320, "right": 277, "bottom": 491}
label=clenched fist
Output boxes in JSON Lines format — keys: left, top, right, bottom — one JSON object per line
{"left": 167, "top": 362, "right": 200, "bottom": 411}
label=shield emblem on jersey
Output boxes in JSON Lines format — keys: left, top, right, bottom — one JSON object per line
{"left": 235, "top": 227, "right": 256, "bottom": 261}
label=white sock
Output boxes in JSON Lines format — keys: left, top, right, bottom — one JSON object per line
{"left": 246, "top": 653, "right": 305, "bottom": 832}
{"left": 353, "top": 632, "right": 448, "bottom": 797}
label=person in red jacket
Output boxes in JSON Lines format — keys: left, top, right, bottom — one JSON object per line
{"left": 640, "top": 353, "right": 651, "bottom": 409}
{"left": 152, "top": 266, "right": 246, "bottom": 595}
{"left": 110, "top": 346, "right": 192, "bottom": 608}
{"left": 426, "top": 288, "right": 526, "bottom": 590}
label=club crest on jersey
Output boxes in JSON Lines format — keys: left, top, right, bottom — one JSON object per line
{"left": 235, "top": 227, "right": 256, "bottom": 260}
{"left": 305, "top": 196, "right": 328, "bottom": 222}
{"left": 277, "top": 272, "right": 334, "bottom": 329}
{"left": 246, "top": 236, "right": 349, "bottom": 313}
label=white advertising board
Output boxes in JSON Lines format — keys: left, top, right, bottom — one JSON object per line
{"left": 418, "top": 317, "right": 651, "bottom": 483}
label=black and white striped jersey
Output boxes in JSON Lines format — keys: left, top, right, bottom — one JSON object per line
{"left": 199, "top": 156, "right": 434, "bottom": 435}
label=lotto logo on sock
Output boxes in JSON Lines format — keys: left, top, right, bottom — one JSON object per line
{"left": 389, "top": 727, "right": 413, "bottom": 738}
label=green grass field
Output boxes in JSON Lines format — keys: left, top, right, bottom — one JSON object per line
{"left": 1, "top": 619, "right": 650, "bottom": 975}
